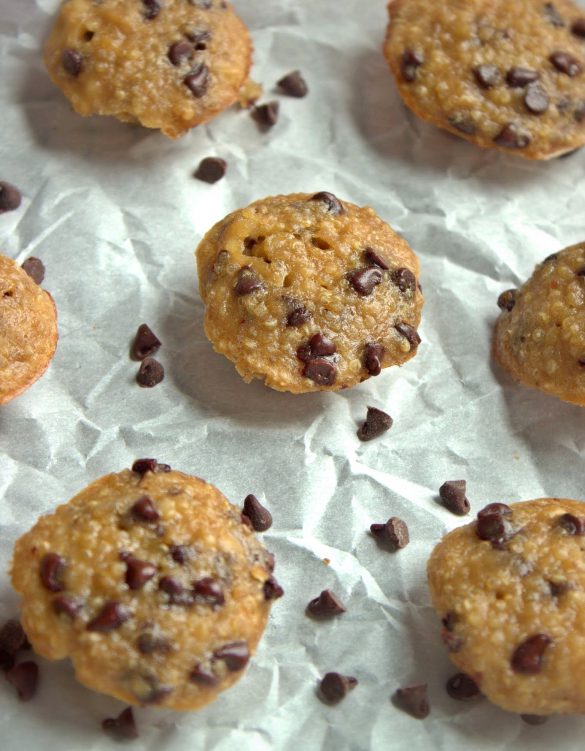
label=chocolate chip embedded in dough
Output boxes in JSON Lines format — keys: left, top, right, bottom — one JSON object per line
{"left": 309, "top": 192, "right": 344, "bottom": 215}
{"left": 194, "top": 157, "right": 227, "bottom": 184}
{"left": 497, "top": 289, "right": 517, "bottom": 311}
{"left": 136, "top": 632, "right": 171, "bottom": 654}
{"left": 21, "top": 258, "right": 45, "bottom": 285}
{"left": 506, "top": 67, "right": 539, "bottom": 87}
{"left": 142, "top": 0, "right": 161, "bottom": 20}
{"left": 401, "top": 49, "right": 424, "bottom": 82}
{"left": 242, "top": 494, "right": 273, "bottom": 531}
{"left": 446, "top": 672, "right": 481, "bottom": 701}
{"left": 392, "top": 684, "right": 430, "bottom": 719}
{"left": 190, "top": 663, "right": 218, "bottom": 685}
{"left": 123, "top": 556, "right": 157, "bottom": 590}
{"left": 263, "top": 576, "right": 284, "bottom": 600}
{"left": 132, "top": 458, "right": 170, "bottom": 475}
{"left": 439, "top": 480, "right": 470, "bottom": 516}
{"left": 557, "top": 512, "right": 585, "bottom": 535}
{"left": 370, "top": 517, "right": 410, "bottom": 550}
{"left": 318, "top": 672, "right": 358, "bottom": 704}
{"left": 571, "top": 18, "right": 585, "bottom": 37}
{"left": 168, "top": 40, "right": 194, "bottom": 66}
{"left": 87, "top": 602, "right": 130, "bottom": 632}
{"left": 6, "top": 662, "right": 39, "bottom": 702}
{"left": 136, "top": 357, "right": 164, "bottom": 387}
{"left": 511, "top": 634, "right": 552, "bottom": 674}
{"left": 101, "top": 707, "right": 139, "bottom": 741}
{"left": 364, "top": 247, "right": 390, "bottom": 269}
{"left": 0, "top": 181, "right": 22, "bottom": 213}
{"left": 193, "top": 577, "right": 225, "bottom": 606}
{"left": 357, "top": 406, "right": 393, "bottom": 441}
{"left": 132, "top": 323, "right": 161, "bottom": 360}
{"left": 448, "top": 112, "right": 477, "bottom": 135}
{"left": 286, "top": 304, "right": 311, "bottom": 327}
{"left": 476, "top": 506, "right": 513, "bottom": 545}
{"left": 391, "top": 267, "right": 416, "bottom": 294}
{"left": 308, "top": 333, "right": 336, "bottom": 357}
{"left": 550, "top": 51, "right": 582, "bottom": 76}
{"left": 213, "top": 641, "right": 250, "bottom": 671}
{"left": 544, "top": 2, "right": 565, "bottom": 26}
{"left": 277, "top": 70, "right": 308, "bottom": 98}
{"left": 303, "top": 358, "right": 337, "bottom": 386}
{"left": 62, "top": 49, "right": 82, "bottom": 76}
{"left": 477, "top": 503, "right": 512, "bottom": 518}
{"left": 395, "top": 322, "right": 421, "bottom": 348}
{"left": 52, "top": 595, "right": 83, "bottom": 619}
{"left": 347, "top": 266, "right": 383, "bottom": 296}
{"left": 493, "top": 123, "right": 531, "bottom": 149}
{"left": 169, "top": 544, "right": 191, "bottom": 564}
{"left": 40, "top": 553, "right": 66, "bottom": 592}
{"left": 234, "top": 266, "right": 264, "bottom": 296}
{"left": 131, "top": 495, "right": 160, "bottom": 522}
{"left": 363, "top": 342, "right": 385, "bottom": 376}
{"left": 307, "top": 589, "right": 346, "bottom": 618}
{"left": 524, "top": 82, "right": 549, "bottom": 114}
{"left": 252, "top": 101, "right": 279, "bottom": 129}
{"left": 473, "top": 64, "right": 500, "bottom": 89}
{"left": 184, "top": 64, "right": 210, "bottom": 97}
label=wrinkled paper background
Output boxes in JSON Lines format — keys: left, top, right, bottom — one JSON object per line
{"left": 2, "top": 0, "right": 585, "bottom": 749}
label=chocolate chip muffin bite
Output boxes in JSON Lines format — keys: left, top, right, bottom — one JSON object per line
{"left": 384, "top": 0, "right": 585, "bottom": 159}
{"left": 196, "top": 192, "right": 423, "bottom": 394}
{"left": 428, "top": 499, "right": 585, "bottom": 716}
{"left": 494, "top": 242, "right": 585, "bottom": 405}
{"left": 11, "top": 461, "right": 282, "bottom": 711}
{"left": 44, "top": 0, "right": 252, "bottom": 138}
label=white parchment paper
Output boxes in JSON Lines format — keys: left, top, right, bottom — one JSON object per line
{"left": 2, "top": 0, "right": 585, "bottom": 749}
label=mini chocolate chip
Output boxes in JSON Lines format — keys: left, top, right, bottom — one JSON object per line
{"left": 401, "top": 49, "right": 424, "bottom": 82}
{"left": 309, "top": 192, "right": 344, "bottom": 215}
{"left": 309, "top": 333, "right": 336, "bottom": 357}
{"left": 252, "top": 101, "right": 279, "bottom": 129}
{"left": 448, "top": 112, "right": 477, "bottom": 135}
{"left": 303, "top": 358, "right": 337, "bottom": 386}
{"left": 364, "top": 248, "right": 390, "bottom": 269}
{"left": 190, "top": 663, "right": 218, "bottom": 685}
{"left": 193, "top": 577, "right": 225, "bottom": 605}
{"left": 576, "top": 267, "right": 585, "bottom": 276}
{"left": 0, "top": 181, "right": 22, "bottom": 213}
{"left": 548, "top": 579, "right": 571, "bottom": 597}
{"left": 348, "top": 266, "right": 383, "bottom": 296}
{"left": 142, "top": 0, "right": 160, "bottom": 20}
{"left": 21, "top": 258, "right": 45, "bottom": 285}
{"left": 370, "top": 517, "right": 410, "bottom": 551}
{"left": 263, "top": 576, "right": 284, "bottom": 600}
{"left": 319, "top": 672, "right": 358, "bottom": 704}
{"left": 136, "top": 357, "right": 164, "bottom": 387}
{"left": 357, "top": 406, "right": 393, "bottom": 441}
{"left": 131, "top": 495, "right": 160, "bottom": 522}
{"left": 550, "top": 51, "right": 582, "bottom": 76}
{"left": 194, "top": 156, "right": 227, "bottom": 184}
{"left": 306, "top": 589, "right": 346, "bottom": 618}
{"left": 234, "top": 266, "right": 264, "bottom": 296}
{"left": 287, "top": 304, "right": 311, "bottom": 327}
{"left": 52, "top": 595, "right": 82, "bottom": 619}
{"left": 242, "top": 494, "right": 272, "bottom": 531}
{"left": 184, "top": 64, "right": 210, "bottom": 97}
{"left": 170, "top": 545, "right": 190, "bottom": 564}
{"left": 521, "top": 714, "right": 549, "bottom": 725}
{"left": 506, "top": 67, "right": 539, "bottom": 87}
{"left": 392, "top": 684, "right": 430, "bottom": 719}
{"left": 124, "top": 556, "right": 157, "bottom": 590}
{"left": 439, "top": 480, "right": 470, "bottom": 516}
{"left": 395, "top": 322, "right": 421, "bottom": 348}
{"left": 213, "top": 641, "right": 250, "bottom": 671}
{"left": 62, "top": 49, "right": 82, "bottom": 76}
{"left": 493, "top": 123, "right": 531, "bottom": 149}
{"left": 168, "top": 40, "right": 194, "bottom": 66}
{"left": 497, "top": 289, "right": 517, "bottom": 311}
{"left": 132, "top": 323, "right": 161, "bottom": 360}
{"left": 277, "top": 70, "right": 308, "bottom": 97}
{"left": 391, "top": 268, "right": 416, "bottom": 294}
{"left": 6, "top": 662, "right": 38, "bottom": 702}
{"left": 186, "top": 28, "right": 211, "bottom": 44}
{"left": 557, "top": 512, "right": 585, "bottom": 535}
{"left": 40, "top": 553, "right": 66, "bottom": 592}
{"left": 87, "top": 602, "right": 129, "bottom": 632}
{"left": 524, "top": 82, "right": 549, "bottom": 114}
{"left": 446, "top": 673, "right": 481, "bottom": 701}
{"left": 363, "top": 342, "right": 385, "bottom": 376}
{"left": 476, "top": 511, "right": 511, "bottom": 544}
{"left": 139, "top": 682, "right": 172, "bottom": 705}
{"left": 0, "top": 621, "right": 28, "bottom": 656}
{"left": 137, "top": 632, "right": 171, "bottom": 654}
{"left": 159, "top": 576, "right": 193, "bottom": 606}
{"left": 572, "top": 18, "right": 585, "bottom": 37}
{"left": 473, "top": 64, "right": 500, "bottom": 89}
{"left": 511, "top": 634, "right": 552, "bottom": 674}
{"left": 102, "top": 707, "right": 138, "bottom": 741}
{"left": 544, "top": 2, "right": 564, "bottom": 26}
{"left": 132, "top": 458, "right": 170, "bottom": 475}
{"left": 477, "top": 502, "right": 512, "bottom": 518}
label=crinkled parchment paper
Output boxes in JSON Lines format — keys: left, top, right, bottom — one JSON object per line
{"left": 2, "top": 0, "right": 585, "bottom": 749}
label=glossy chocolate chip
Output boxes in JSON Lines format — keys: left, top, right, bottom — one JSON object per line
{"left": 550, "top": 51, "right": 582, "bottom": 76}
{"left": 102, "top": 707, "right": 138, "bottom": 741}
{"left": 477, "top": 502, "right": 512, "bottom": 518}
{"left": 190, "top": 663, "right": 218, "bottom": 685}
{"left": 511, "top": 634, "right": 552, "bottom": 674}
{"left": 439, "top": 480, "right": 470, "bottom": 516}
{"left": 493, "top": 123, "right": 531, "bottom": 149}
{"left": 136, "top": 357, "right": 164, "bottom": 387}
{"left": 87, "top": 602, "right": 129, "bottom": 632}
{"left": 168, "top": 40, "right": 194, "bottom": 66}
{"left": 544, "top": 2, "right": 564, "bottom": 26}
{"left": 242, "top": 494, "right": 272, "bottom": 531}
{"left": 446, "top": 673, "right": 481, "bottom": 701}
{"left": 401, "top": 49, "right": 424, "bottom": 82}
{"left": 263, "top": 576, "right": 284, "bottom": 600}
{"left": 62, "top": 49, "right": 82, "bottom": 76}
{"left": 309, "top": 192, "right": 344, "bottom": 215}
{"left": 142, "top": 0, "right": 160, "bottom": 20}
{"left": 40, "top": 553, "right": 66, "bottom": 592}
{"left": 21, "top": 258, "right": 45, "bottom": 285}
{"left": 391, "top": 268, "right": 416, "bottom": 294}
{"left": 348, "top": 266, "right": 383, "bottom": 296}
{"left": 213, "top": 641, "right": 250, "bottom": 671}
{"left": 132, "top": 458, "right": 170, "bottom": 475}
{"left": 137, "top": 632, "right": 171, "bottom": 654}
{"left": 277, "top": 70, "right": 308, "bottom": 97}
{"left": 370, "top": 517, "right": 409, "bottom": 550}
{"left": 194, "top": 156, "right": 227, "bottom": 183}
{"left": 132, "top": 323, "right": 161, "bottom": 360}
{"left": 395, "top": 322, "right": 421, "bottom": 348}
{"left": 557, "top": 512, "right": 585, "bottom": 535}
{"left": 0, "top": 621, "right": 28, "bottom": 656}
{"left": 309, "top": 333, "right": 336, "bottom": 357}
{"left": 357, "top": 406, "right": 393, "bottom": 441}
{"left": 521, "top": 714, "right": 549, "bottom": 726}
{"left": 506, "top": 67, "right": 539, "bottom": 87}
{"left": 124, "top": 556, "right": 157, "bottom": 590}
{"left": 476, "top": 510, "right": 512, "bottom": 544}
{"left": 52, "top": 595, "right": 82, "bottom": 619}
{"left": 0, "top": 181, "right": 21, "bottom": 213}
{"left": 287, "top": 304, "right": 311, "bottom": 327}
{"left": 319, "top": 672, "right": 358, "bottom": 704}
{"left": 193, "top": 577, "right": 225, "bottom": 605}
{"left": 363, "top": 342, "right": 385, "bottom": 376}
{"left": 131, "top": 495, "right": 160, "bottom": 522}
{"left": 184, "top": 64, "right": 210, "bottom": 97}
{"left": 524, "top": 82, "right": 549, "bottom": 114}
{"left": 303, "top": 358, "right": 337, "bottom": 386}
{"left": 170, "top": 545, "right": 190, "bottom": 564}
{"left": 252, "top": 101, "right": 279, "bottom": 128}
{"left": 497, "top": 289, "right": 517, "bottom": 311}
{"left": 572, "top": 18, "right": 585, "bottom": 37}
{"left": 364, "top": 248, "right": 389, "bottom": 269}
{"left": 6, "top": 662, "right": 39, "bottom": 702}
{"left": 234, "top": 266, "right": 264, "bottom": 296}
{"left": 306, "top": 589, "right": 346, "bottom": 618}
{"left": 392, "top": 684, "right": 430, "bottom": 719}
{"left": 473, "top": 64, "right": 500, "bottom": 89}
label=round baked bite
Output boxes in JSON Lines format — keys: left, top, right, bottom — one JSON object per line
{"left": 44, "top": 0, "right": 252, "bottom": 138}
{"left": 196, "top": 192, "right": 423, "bottom": 394}
{"left": 11, "top": 461, "right": 283, "bottom": 711}
{"left": 493, "top": 242, "right": 585, "bottom": 405}
{"left": 428, "top": 498, "right": 585, "bottom": 716}
{"left": 0, "top": 253, "right": 58, "bottom": 405}
{"left": 384, "top": 0, "right": 585, "bottom": 159}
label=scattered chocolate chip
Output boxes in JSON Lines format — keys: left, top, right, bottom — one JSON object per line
{"left": 318, "top": 672, "right": 358, "bottom": 704}
{"left": 446, "top": 673, "right": 481, "bottom": 701}
{"left": 286, "top": 304, "right": 311, "bottom": 327}
{"left": 132, "top": 458, "right": 170, "bottom": 475}
{"left": 169, "top": 545, "right": 190, "bottom": 564}
{"left": 124, "top": 556, "right": 157, "bottom": 590}
{"left": 363, "top": 342, "right": 385, "bottom": 376}
{"left": 448, "top": 112, "right": 477, "bottom": 135}
{"left": 62, "top": 49, "right": 82, "bottom": 76}
{"left": 0, "top": 620, "right": 28, "bottom": 658}
{"left": 131, "top": 495, "right": 160, "bottom": 522}
{"left": 136, "top": 357, "right": 164, "bottom": 387}
{"left": 493, "top": 123, "right": 531, "bottom": 149}
{"left": 190, "top": 663, "right": 218, "bottom": 685}
{"left": 242, "top": 494, "right": 272, "bottom": 531}
{"left": 252, "top": 101, "right": 279, "bottom": 129}
{"left": 473, "top": 64, "right": 500, "bottom": 89}
{"left": 550, "top": 51, "right": 582, "bottom": 76}
{"left": 392, "top": 684, "right": 430, "bottom": 719}
{"left": 132, "top": 323, "right": 161, "bottom": 360}
{"left": 364, "top": 248, "right": 390, "bottom": 269}
{"left": 557, "top": 512, "right": 585, "bottom": 535}
{"left": 40, "top": 553, "right": 66, "bottom": 592}
{"left": 498, "top": 289, "right": 517, "bottom": 311}
{"left": 52, "top": 595, "right": 82, "bottom": 619}
{"left": 0, "top": 181, "right": 22, "bottom": 213}
{"left": 277, "top": 70, "right": 308, "bottom": 97}
{"left": 357, "top": 406, "right": 393, "bottom": 441}
{"left": 21, "top": 258, "right": 45, "bottom": 285}
{"left": 439, "top": 480, "right": 470, "bottom": 516}
{"left": 102, "top": 707, "right": 138, "bottom": 741}
{"left": 506, "top": 67, "right": 539, "bottom": 87}
{"left": 194, "top": 156, "right": 227, "bottom": 184}
{"left": 571, "top": 18, "right": 585, "bottom": 37}
{"left": 137, "top": 632, "right": 171, "bottom": 654}
{"left": 87, "top": 602, "right": 129, "bottom": 632}
{"left": 401, "top": 49, "right": 424, "bottom": 82}
{"left": 142, "top": 0, "right": 160, "bottom": 20}
{"left": 263, "top": 576, "right": 284, "bottom": 600}
{"left": 168, "top": 40, "right": 194, "bottom": 66}
{"left": 6, "top": 662, "right": 38, "bottom": 702}
{"left": 213, "top": 641, "right": 250, "bottom": 671}
{"left": 524, "top": 82, "right": 549, "bottom": 114}
{"left": 370, "top": 517, "right": 410, "bottom": 551}
{"left": 511, "top": 634, "right": 552, "bottom": 674}
{"left": 544, "top": 2, "right": 564, "bottom": 26}
{"left": 234, "top": 266, "right": 264, "bottom": 296}
{"left": 521, "top": 714, "right": 549, "bottom": 725}
{"left": 306, "top": 589, "right": 346, "bottom": 618}
{"left": 309, "top": 192, "right": 344, "bottom": 215}
{"left": 184, "top": 64, "right": 210, "bottom": 97}
{"left": 303, "top": 358, "right": 337, "bottom": 386}
{"left": 395, "top": 321, "right": 421, "bottom": 348}
{"left": 347, "top": 266, "right": 383, "bottom": 296}
{"left": 193, "top": 577, "right": 225, "bottom": 605}
{"left": 391, "top": 268, "right": 416, "bottom": 293}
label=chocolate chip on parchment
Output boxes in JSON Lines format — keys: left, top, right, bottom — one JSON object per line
{"left": 357, "top": 406, "right": 393, "bottom": 441}
{"left": 213, "top": 641, "right": 250, "bottom": 671}
{"left": 102, "top": 707, "right": 139, "bottom": 741}
{"left": 132, "top": 323, "right": 161, "bottom": 360}
{"left": 392, "top": 684, "right": 430, "bottom": 719}
{"left": 306, "top": 589, "right": 346, "bottom": 618}
{"left": 401, "top": 49, "right": 424, "bottom": 82}
{"left": 6, "top": 662, "right": 39, "bottom": 702}
{"left": 252, "top": 101, "right": 279, "bottom": 129}
{"left": 511, "top": 634, "right": 552, "bottom": 674}
{"left": 137, "top": 632, "right": 171, "bottom": 654}
{"left": 473, "top": 64, "right": 500, "bottom": 89}
{"left": 572, "top": 18, "right": 585, "bottom": 37}
{"left": 524, "top": 82, "right": 549, "bottom": 114}
{"left": 392, "top": 268, "right": 416, "bottom": 293}
{"left": 242, "top": 494, "right": 273, "bottom": 531}
{"left": 87, "top": 602, "right": 129, "bottom": 632}
{"left": 194, "top": 156, "right": 227, "bottom": 184}
{"left": 303, "top": 358, "right": 337, "bottom": 386}
{"left": 310, "top": 192, "right": 344, "bottom": 215}
{"left": 370, "top": 517, "right": 410, "bottom": 551}
{"left": 193, "top": 577, "right": 225, "bottom": 606}
{"left": 318, "top": 672, "right": 358, "bottom": 704}
{"left": 446, "top": 673, "right": 481, "bottom": 701}
{"left": 287, "top": 304, "right": 311, "bottom": 327}
{"left": 395, "top": 322, "right": 421, "bottom": 348}
{"left": 0, "top": 181, "right": 22, "bottom": 213}
{"left": 506, "top": 67, "right": 539, "bottom": 87}
{"left": 21, "top": 258, "right": 45, "bottom": 285}
{"left": 277, "top": 70, "right": 308, "bottom": 98}
{"left": 170, "top": 544, "right": 190, "bottom": 564}
{"left": 497, "top": 289, "right": 517, "bottom": 311}
{"left": 124, "top": 556, "right": 157, "bottom": 590}
{"left": 347, "top": 266, "right": 383, "bottom": 296}
{"left": 364, "top": 248, "right": 390, "bottom": 269}
{"left": 62, "top": 49, "right": 83, "bottom": 76}
{"left": 132, "top": 458, "right": 170, "bottom": 475}
{"left": 136, "top": 357, "right": 164, "bottom": 387}
{"left": 439, "top": 480, "right": 470, "bottom": 516}
{"left": 550, "top": 51, "right": 582, "bottom": 76}
{"left": 234, "top": 266, "right": 264, "bottom": 296}
{"left": 40, "top": 553, "right": 66, "bottom": 592}
{"left": 544, "top": 2, "right": 564, "bottom": 26}
{"left": 521, "top": 714, "right": 549, "bottom": 725}
{"left": 184, "top": 64, "right": 210, "bottom": 97}
{"left": 363, "top": 342, "right": 385, "bottom": 376}
{"left": 190, "top": 663, "right": 218, "bottom": 685}
{"left": 493, "top": 123, "right": 531, "bottom": 149}
{"left": 0, "top": 620, "right": 28, "bottom": 657}
{"left": 557, "top": 512, "right": 585, "bottom": 535}
{"left": 52, "top": 595, "right": 82, "bottom": 619}
{"left": 168, "top": 40, "right": 194, "bottom": 66}
{"left": 142, "top": 0, "right": 160, "bottom": 20}
{"left": 263, "top": 576, "right": 284, "bottom": 600}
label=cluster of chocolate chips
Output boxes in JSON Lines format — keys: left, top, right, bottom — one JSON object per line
{"left": 132, "top": 323, "right": 164, "bottom": 388}
{"left": 1, "top": 619, "right": 38, "bottom": 703}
